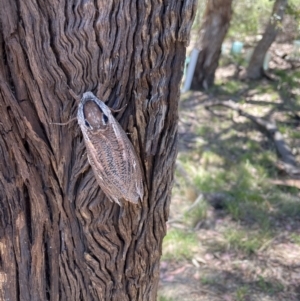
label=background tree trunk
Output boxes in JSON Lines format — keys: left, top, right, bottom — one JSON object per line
{"left": 246, "top": 0, "right": 288, "bottom": 79}
{"left": 0, "top": 1, "right": 197, "bottom": 300}
{"left": 191, "top": 0, "right": 233, "bottom": 90}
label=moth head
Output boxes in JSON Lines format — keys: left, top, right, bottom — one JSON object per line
{"left": 78, "top": 92, "right": 111, "bottom": 132}
{"left": 83, "top": 100, "right": 109, "bottom": 130}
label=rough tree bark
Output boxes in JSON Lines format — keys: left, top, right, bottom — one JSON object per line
{"left": 0, "top": 1, "right": 197, "bottom": 301}
{"left": 191, "top": 0, "right": 233, "bottom": 90}
{"left": 246, "top": 0, "right": 288, "bottom": 79}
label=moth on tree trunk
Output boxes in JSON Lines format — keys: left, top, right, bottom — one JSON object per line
{"left": 77, "top": 92, "right": 144, "bottom": 205}
{"left": 0, "top": 0, "right": 197, "bottom": 300}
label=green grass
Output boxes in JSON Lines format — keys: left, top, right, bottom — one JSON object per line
{"left": 277, "top": 124, "right": 289, "bottom": 135}
{"left": 179, "top": 151, "right": 275, "bottom": 225}
{"left": 290, "top": 233, "right": 300, "bottom": 245}
{"left": 290, "top": 130, "right": 300, "bottom": 139}
{"left": 176, "top": 136, "right": 299, "bottom": 232}
{"left": 275, "top": 70, "right": 300, "bottom": 89}
{"left": 255, "top": 83, "right": 278, "bottom": 95}
{"left": 162, "top": 229, "right": 198, "bottom": 260}
{"left": 200, "top": 275, "right": 218, "bottom": 286}
{"left": 214, "top": 79, "right": 246, "bottom": 95}
{"left": 195, "top": 125, "right": 211, "bottom": 137}
{"left": 193, "top": 169, "right": 227, "bottom": 193}
{"left": 168, "top": 66, "right": 300, "bottom": 268}
{"left": 275, "top": 198, "right": 300, "bottom": 218}
{"left": 223, "top": 228, "right": 272, "bottom": 255}
{"left": 193, "top": 159, "right": 268, "bottom": 195}
{"left": 235, "top": 286, "right": 250, "bottom": 301}
{"left": 256, "top": 276, "right": 284, "bottom": 295}
{"left": 162, "top": 11, "right": 300, "bottom": 299}
{"left": 158, "top": 296, "right": 174, "bottom": 301}
{"left": 184, "top": 199, "right": 209, "bottom": 227}
{"left": 225, "top": 200, "right": 271, "bottom": 226}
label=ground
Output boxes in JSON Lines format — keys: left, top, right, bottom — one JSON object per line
{"left": 158, "top": 42, "right": 300, "bottom": 301}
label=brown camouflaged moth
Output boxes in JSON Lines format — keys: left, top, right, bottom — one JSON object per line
{"left": 77, "top": 92, "right": 143, "bottom": 205}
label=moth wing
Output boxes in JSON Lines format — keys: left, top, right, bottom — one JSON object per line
{"left": 108, "top": 120, "right": 144, "bottom": 203}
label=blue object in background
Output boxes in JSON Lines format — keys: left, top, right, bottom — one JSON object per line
{"left": 181, "top": 49, "right": 199, "bottom": 93}
{"left": 294, "top": 40, "right": 300, "bottom": 49}
{"left": 231, "top": 41, "right": 244, "bottom": 54}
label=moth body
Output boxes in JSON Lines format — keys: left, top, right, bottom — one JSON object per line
{"left": 77, "top": 92, "right": 143, "bottom": 205}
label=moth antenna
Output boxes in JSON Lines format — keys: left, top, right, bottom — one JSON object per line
{"left": 50, "top": 117, "right": 77, "bottom": 126}
{"left": 68, "top": 88, "right": 81, "bottom": 104}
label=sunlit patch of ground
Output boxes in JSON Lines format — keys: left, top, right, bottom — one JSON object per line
{"left": 158, "top": 46, "right": 300, "bottom": 301}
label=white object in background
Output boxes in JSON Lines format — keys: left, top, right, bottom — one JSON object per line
{"left": 263, "top": 52, "right": 271, "bottom": 70}
{"left": 292, "top": 40, "right": 300, "bottom": 58}
{"left": 246, "top": 48, "right": 271, "bottom": 70}
{"left": 245, "top": 49, "right": 254, "bottom": 63}
{"left": 181, "top": 48, "right": 200, "bottom": 93}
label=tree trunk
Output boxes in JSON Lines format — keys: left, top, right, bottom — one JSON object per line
{"left": 246, "top": 0, "right": 288, "bottom": 79}
{"left": 0, "top": 1, "right": 197, "bottom": 300}
{"left": 191, "top": 0, "right": 233, "bottom": 90}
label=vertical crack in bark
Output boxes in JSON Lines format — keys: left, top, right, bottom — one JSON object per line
{"left": 23, "top": 184, "right": 32, "bottom": 245}
{"left": 43, "top": 227, "right": 51, "bottom": 301}
{"left": 0, "top": 25, "right": 11, "bottom": 85}
{"left": 14, "top": 254, "right": 21, "bottom": 301}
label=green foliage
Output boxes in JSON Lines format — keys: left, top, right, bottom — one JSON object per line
{"left": 229, "top": 0, "right": 300, "bottom": 40}
{"left": 228, "top": 0, "right": 274, "bottom": 39}
{"left": 286, "top": 2, "right": 300, "bottom": 38}
{"left": 192, "top": 0, "right": 300, "bottom": 40}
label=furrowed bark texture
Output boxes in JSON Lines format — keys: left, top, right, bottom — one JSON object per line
{"left": 191, "top": 0, "right": 232, "bottom": 90}
{"left": 246, "top": 0, "right": 288, "bottom": 79}
{"left": 0, "top": 1, "right": 197, "bottom": 300}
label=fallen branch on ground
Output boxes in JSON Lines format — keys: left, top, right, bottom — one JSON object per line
{"left": 269, "top": 178, "right": 300, "bottom": 190}
{"left": 204, "top": 99, "right": 300, "bottom": 176}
